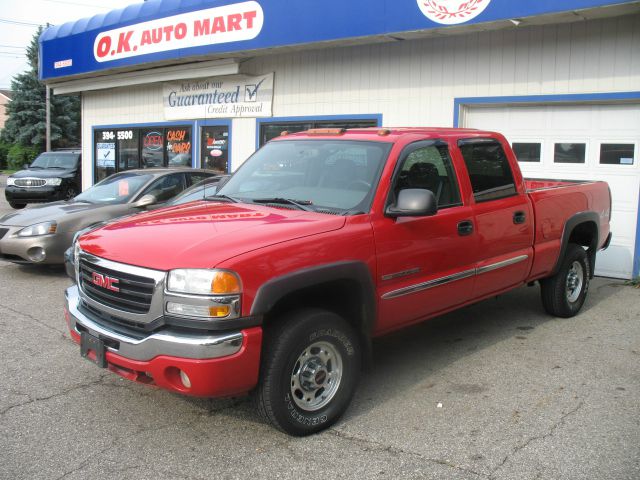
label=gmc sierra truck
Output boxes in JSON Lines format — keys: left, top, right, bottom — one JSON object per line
{"left": 64, "top": 127, "right": 612, "bottom": 436}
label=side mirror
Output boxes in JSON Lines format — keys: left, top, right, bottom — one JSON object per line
{"left": 133, "top": 194, "right": 157, "bottom": 208}
{"left": 386, "top": 188, "right": 438, "bottom": 218}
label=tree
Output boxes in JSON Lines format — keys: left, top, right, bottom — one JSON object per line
{"left": 1, "top": 26, "right": 80, "bottom": 151}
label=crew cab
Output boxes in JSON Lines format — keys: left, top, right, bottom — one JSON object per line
{"left": 63, "top": 128, "right": 612, "bottom": 436}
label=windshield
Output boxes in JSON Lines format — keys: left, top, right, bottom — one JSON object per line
{"left": 74, "top": 172, "right": 153, "bottom": 204}
{"left": 30, "top": 153, "right": 79, "bottom": 169}
{"left": 218, "top": 140, "right": 391, "bottom": 213}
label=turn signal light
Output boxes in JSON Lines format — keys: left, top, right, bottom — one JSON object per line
{"left": 211, "top": 271, "right": 241, "bottom": 294}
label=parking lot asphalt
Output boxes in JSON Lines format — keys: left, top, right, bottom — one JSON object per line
{"left": 0, "top": 188, "right": 639, "bottom": 480}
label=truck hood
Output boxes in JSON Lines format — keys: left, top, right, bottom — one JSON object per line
{"left": 10, "top": 168, "right": 76, "bottom": 179}
{"left": 79, "top": 201, "right": 347, "bottom": 270}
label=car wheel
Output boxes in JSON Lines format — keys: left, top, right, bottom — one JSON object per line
{"left": 255, "top": 308, "right": 361, "bottom": 436}
{"left": 8, "top": 201, "right": 26, "bottom": 209}
{"left": 540, "top": 243, "right": 590, "bottom": 318}
{"left": 64, "top": 185, "right": 78, "bottom": 200}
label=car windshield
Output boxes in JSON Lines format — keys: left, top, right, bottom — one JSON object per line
{"left": 217, "top": 140, "right": 391, "bottom": 213}
{"left": 30, "top": 153, "right": 78, "bottom": 169}
{"left": 74, "top": 172, "right": 153, "bottom": 204}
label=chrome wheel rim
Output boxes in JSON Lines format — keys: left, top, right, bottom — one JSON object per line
{"left": 290, "top": 341, "right": 343, "bottom": 412}
{"left": 566, "top": 261, "right": 584, "bottom": 303}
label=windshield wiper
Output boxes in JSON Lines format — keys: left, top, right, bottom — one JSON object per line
{"left": 206, "top": 194, "right": 239, "bottom": 203}
{"left": 252, "top": 197, "right": 314, "bottom": 211}
{"left": 47, "top": 166, "right": 68, "bottom": 169}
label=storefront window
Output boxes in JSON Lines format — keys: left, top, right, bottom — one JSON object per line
{"left": 201, "top": 126, "right": 229, "bottom": 173}
{"left": 94, "top": 126, "right": 192, "bottom": 182}
{"left": 259, "top": 120, "right": 378, "bottom": 147}
{"left": 142, "top": 129, "right": 165, "bottom": 168}
{"left": 117, "top": 129, "right": 140, "bottom": 170}
{"left": 167, "top": 128, "right": 192, "bottom": 167}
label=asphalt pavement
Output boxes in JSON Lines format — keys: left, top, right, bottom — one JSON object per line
{"left": 0, "top": 188, "right": 638, "bottom": 480}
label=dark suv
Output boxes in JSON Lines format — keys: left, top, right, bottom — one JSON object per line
{"left": 5, "top": 150, "right": 81, "bottom": 209}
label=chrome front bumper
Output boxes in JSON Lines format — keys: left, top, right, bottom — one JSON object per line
{"left": 65, "top": 284, "right": 243, "bottom": 361}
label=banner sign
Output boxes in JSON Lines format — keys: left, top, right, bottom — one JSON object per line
{"left": 163, "top": 73, "right": 274, "bottom": 119}
{"left": 40, "top": 0, "right": 637, "bottom": 80}
{"left": 94, "top": 1, "right": 263, "bottom": 64}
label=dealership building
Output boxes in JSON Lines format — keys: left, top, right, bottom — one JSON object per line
{"left": 39, "top": 0, "right": 639, "bottom": 278}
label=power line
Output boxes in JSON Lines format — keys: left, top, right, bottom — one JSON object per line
{"left": 0, "top": 18, "right": 43, "bottom": 27}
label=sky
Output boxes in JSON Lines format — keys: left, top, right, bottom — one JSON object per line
{"left": 0, "top": 0, "right": 143, "bottom": 89}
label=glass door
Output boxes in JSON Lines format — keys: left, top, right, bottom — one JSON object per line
{"left": 201, "top": 126, "right": 230, "bottom": 173}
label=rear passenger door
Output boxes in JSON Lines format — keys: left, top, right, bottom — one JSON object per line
{"left": 456, "top": 138, "right": 534, "bottom": 298}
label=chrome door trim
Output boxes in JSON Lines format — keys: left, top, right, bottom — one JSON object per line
{"left": 381, "top": 268, "right": 475, "bottom": 299}
{"left": 381, "top": 254, "right": 529, "bottom": 300}
{"left": 476, "top": 254, "right": 529, "bottom": 275}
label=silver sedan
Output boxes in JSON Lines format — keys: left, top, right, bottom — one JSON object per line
{"left": 0, "top": 168, "right": 215, "bottom": 264}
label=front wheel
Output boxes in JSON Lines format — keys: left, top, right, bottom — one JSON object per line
{"left": 540, "top": 243, "right": 590, "bottom": 318}
{"left": 254, "top": 308, "right": 361, "bottom": 436}
{"left": 63, "top": 185, "right": 78, "bottom": 201}
{"left": 8, "top": 201, "right": 26, "bottom": 209}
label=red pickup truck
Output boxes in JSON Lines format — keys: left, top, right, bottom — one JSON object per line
{"left": 64, "top": 127, "right": 611, "bottom": 435}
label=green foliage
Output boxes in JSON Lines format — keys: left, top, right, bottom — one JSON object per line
{"left": 7, "top": 144, "right": 39, "bottom": 170}
{"left": 1, "top": 26, "right": 80, "bottom": 150}
{"left": 625, "top": 277, "right": 640, "bottom": 289}
{"left": 0, "top": 141, "right": 9, "bottom": 170}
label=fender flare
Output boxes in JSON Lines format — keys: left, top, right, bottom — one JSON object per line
{"left": 250, "top": 261, "right": 377, "bottom": 338}
{"left": 552, "top": 211, "right": 600, "bottom": 278}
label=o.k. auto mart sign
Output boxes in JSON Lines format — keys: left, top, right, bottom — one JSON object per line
{"left": 162, "top": 73, "right": 274, "bottom": 120}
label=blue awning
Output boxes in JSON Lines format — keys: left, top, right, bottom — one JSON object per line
{"left": 39, "top": 0, "right": 640, "bottom": 81}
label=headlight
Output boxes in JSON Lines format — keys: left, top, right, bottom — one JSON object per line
{"left": 167, "top": 269, "right": 241, "bottom": 295}
{"left": 166, "top": 269, "right": 241, "bottom": 319}
{"left": 6, "top": 177, "right": 15, "bottom": 186}
{"left": 45, "top": 178, "right": 62, "bottom": 186}
{"left": 17, "top": 221, "right": 57, "bottom": 237}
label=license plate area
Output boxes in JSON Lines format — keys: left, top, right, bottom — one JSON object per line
{"left": 80, "top": 331, "right": 108, "bottom": 368}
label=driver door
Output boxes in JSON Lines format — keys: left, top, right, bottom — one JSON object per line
{"left": 372, "top": 141, "right": 478, "bottom": 334}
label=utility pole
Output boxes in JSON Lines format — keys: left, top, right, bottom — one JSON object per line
{"left": 45, "top": 85, "right": 51, "bottom": 152}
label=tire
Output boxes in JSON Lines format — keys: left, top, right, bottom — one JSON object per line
{"left": 8, "top": 201, "right": 26, "bottom": 209}
{"left": 254, "top": 308, "right": 361, "bottom": 436}
{"left": 64, "top": 185, "right": 78, "bottom": 201}
{"left": 540, "top": 243, "right": 590, "bottom": 318}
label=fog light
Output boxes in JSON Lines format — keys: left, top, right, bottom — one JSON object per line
{"left": 27, "top": 247, "right": 46, "bottom": 262}
{"left": 179, "top": 370, "right": 191, "bottom": 389}
{"left": 166, "top": 302, "right": 230, "bottom": 318}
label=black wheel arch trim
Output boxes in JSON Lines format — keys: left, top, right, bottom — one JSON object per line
{"left": 552, "top": 211, "right": 600, "bottom": 279}
{"left": 250, "top": 261, "right": 377, "bottom": 360}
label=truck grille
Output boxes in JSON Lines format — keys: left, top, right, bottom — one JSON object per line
{"left": 14, "top": 178, "right": 46, "bottom": 187}
{"left": 79, "top": 258, "right": 155, "bottom": 314}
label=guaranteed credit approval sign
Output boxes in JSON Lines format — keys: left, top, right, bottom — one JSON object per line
{"left": 93, "top": 1, "right": 263, "bottom": 63}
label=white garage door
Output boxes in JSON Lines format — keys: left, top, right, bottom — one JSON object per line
{"left": 464, "top": 103, "right": 640, "bottom": 279}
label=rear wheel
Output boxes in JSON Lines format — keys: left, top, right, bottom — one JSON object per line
{"left": 255, "top": 308, "right": 361, "bottom": 436}
{"left": 541, "top": 243, "right": 590, "bottom": 317}
{"left": 8, "top": 201, "right": 26, "bottom": 209}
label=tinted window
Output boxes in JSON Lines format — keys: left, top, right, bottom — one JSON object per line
{"left": 554, "top": 143, "right": 586, "bottom": 164}
{"left": 512, "top": 143, "right": 541, "bottom": 163}
{"left": 259, "top": 120, "right": 378, "bottom": 146}
{"left": 459, "top": 140, "right": 516, "bottom": 202}
{"left": 142, "top": 173, "right": 186, "bottom": 202}
{"left": 395, "top": 144, "right": 461, "bottom": 208}
{"left": 599, "top": 144, "right": 635, "bottom": 165}
{"left": 167, "top": 128, "right": 192, "bottom": 167}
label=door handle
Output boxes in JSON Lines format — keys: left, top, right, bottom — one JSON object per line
{"left": 513, "top": 211, "right": 526, "bottom": 224}
{"left": 457, "top": 220, "right": 474, "bottom": 236}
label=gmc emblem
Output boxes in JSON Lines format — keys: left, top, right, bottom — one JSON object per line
{"left": 92, "top": 272, "right": 120, "bottom": 292}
